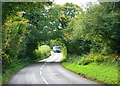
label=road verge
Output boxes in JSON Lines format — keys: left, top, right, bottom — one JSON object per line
{"left": 62, "top": 62, "right": 118, "bottom": 85}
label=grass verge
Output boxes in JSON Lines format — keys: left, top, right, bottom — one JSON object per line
{"left": 62, "top": 62, "right": 118, "bottom": 84}
{"left": 0, "top": 74, "right": 2, "bottom": 86}
{"left": 2, "top": 60, "right": 31, "bottom": 84}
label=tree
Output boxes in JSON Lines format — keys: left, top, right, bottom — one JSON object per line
{"left": 23, "top": 3, "right": 83, "bottom": 58}
{"left": 2, "top": 2, "right": 52, "bottom": 24}
{"left": 2, "top": 12, "right": 29, "bottom": 69}
{"left": 65, "top": 2, "right": 120, "bottom": 55}
{"left": 2, "top": 2, "right": 52, "bottom": 70}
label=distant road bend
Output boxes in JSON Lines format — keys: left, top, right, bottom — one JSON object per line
{"left": 9, "top": 51, "right": 97, "bottom": 84}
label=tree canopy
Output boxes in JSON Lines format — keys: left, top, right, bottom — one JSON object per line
{"left": 2, "top": 1, "right": 120, "bottom": 74}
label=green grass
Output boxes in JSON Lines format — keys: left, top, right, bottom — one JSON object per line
{"left": 62, "top": 62, "right": 118, "bottom": 84}
{"left": 2, "top": 61, "right": 30, "bottom": 84}
{"left": 0, "top": 74, "right": 2, "bottom": 86}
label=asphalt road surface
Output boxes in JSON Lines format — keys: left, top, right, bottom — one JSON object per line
{"left": 39, "top": 51, "right": 63, "bottom": 62}
{"left": 8, "top": 52, "right": 98, "bottom": 85}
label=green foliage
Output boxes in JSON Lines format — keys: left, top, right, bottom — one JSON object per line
{"left": 93, "top": 55, "right": 104, "bottom": 62}
{"left": 85, "top": 53, "right": 105, "bottom": 63}
{"left": 60, "top": 3, "right": 83, "bottom": 28}
{"left": 2, "top": 13, "right": 29, "bottom": 70}
{"left": 78, "top": 57, "right": 93, "bottom": 65}
{"left": 40, "top": 39, "right": 67, "bottom": 61}
{"left": 2, "top": 2, "right": 120, "bottom": 84}
{"left": 61, "top": 44, "right": 67, "bottom": 61}
{"left": 65, "top": 37, "right": 91, "bottom": 55}
{"left": 65, "top": 52, "right": 118, "bottom": 67}
{"left": 63, "top": 54, "right": 81, "bottom": 64}
{"left": 44, "top": 39, "right": 63, "bottom": 48}
{"left": 23, "top": 3, "right": 82, "bottom": 43}
{"left": 65, "top": 55, "right": 92, "bottom": 65}
{"left": 3, "top": 13, "right": 29, "bottom": 51}
{"left": 0, "top": 76, "right": 1, "bottom": 86}
{"left": 64, "top": 2, "right": 120, "bottom": 60}
{"left": 86, "top": 53, "right": 119, "bottom": 63}
{"left": 2, "top": 2, "right": 51, "bottom": 24}
{"left": 34, "top": 45, "right": 51, "bottom": 60}
{"left": 2, "top": 2, "right": 52, "bottom": 80}
{"left": 2, "top": 58, "right": 31, "bottom": 84}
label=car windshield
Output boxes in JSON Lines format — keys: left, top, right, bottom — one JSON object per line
{"left": 55, "top": 46, "right": 60, "bottom": 49}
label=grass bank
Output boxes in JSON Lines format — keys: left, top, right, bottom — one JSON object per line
{"left": 0, "top": 75, "right": 2, "bottom": 86}
{"left": 2, "top": 59, "right": 31, "bottom": 84}
{"left": 62, "top": 62, "right": 118, "bottom": 84}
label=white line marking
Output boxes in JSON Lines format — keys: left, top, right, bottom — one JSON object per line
{"left": 42, "top": 64, "right": 45, "bottom": 68}
{"left": 40, "top": 67, "right": 42, "bottom": 70}
{"left": 41, "top": 76, "right": 48, "bottom": 84}
{"left": 40, "top": 64, "right": 44, "bottom": 70}
{"left": 40, "top": 71, "right": 42, "bottom": 75}
{"left": 39, "top": 63, "right": 48, "bottom": 84}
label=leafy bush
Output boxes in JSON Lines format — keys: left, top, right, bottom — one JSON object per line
{"left": 65, "top": 52, "right": 118, "bottom": 66}
{"left": 86, "top": 53, "right": 106, "bottom": 63}
{"left": 93, "top": 54, "right": 105, "bottom": 62}
{"left": 104, "top": 54, "right": 119, "bottom": 64}
{"left": 78, "top": 57, "right": 93, "bottom": 65}
{"left": 86, "top": 52, "right": 95, "bottom": 59}
{"left": 63, "top": 54, "right": 80, "bottom": 63}
{"left": 34, "top": 45, "right": 51, "bottom": 60}
{"left": 61, "top": 44, "right": 67, "bottom": 61}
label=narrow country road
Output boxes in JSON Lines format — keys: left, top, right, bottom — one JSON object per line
{"left": 8, "top": 51, "right": 97, "bottom": 84}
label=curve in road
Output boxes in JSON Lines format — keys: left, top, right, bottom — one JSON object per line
{"left": 8, "top": 52, "right": 98, "bottom": 85}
